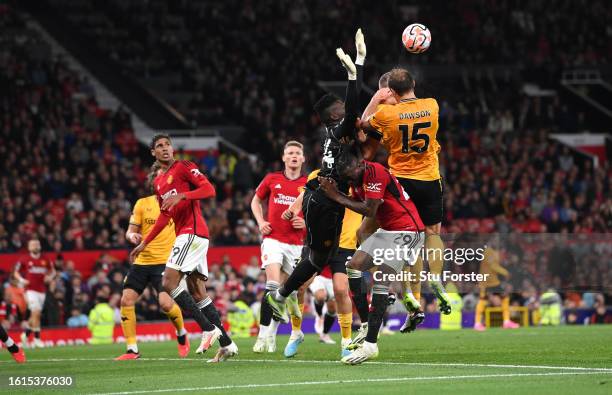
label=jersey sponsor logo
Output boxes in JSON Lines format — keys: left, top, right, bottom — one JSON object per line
{"left": 160, "top": 188, "right": 178, "bottom": 200}
{"left": 273, "top": 193, "right": 297, "bottom": 206}
{"left": 366, "top": 182, "right": 382, "bottom": 192}
{"left": 274, "top": 184, "right": 282, "bottom": 189}
{"left": 28, "top": 266, "right": 48, "bottom": 274}
{"left": 399, "top": 110, "right": 431, "bottom": 120}
{"left": 190, "top": 168, "right": 203, "bottom": 177}
{"left": 167, "top": 175, "right": 173, "bottom": 184}
{"left": 144, "top": 218, "right": 156, "bottom": 225}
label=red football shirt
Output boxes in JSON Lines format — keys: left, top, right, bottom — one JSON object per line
{"left": 15, "top": 256, "right": 51, "bottom": 293}
{"left": 154, "top": 161, "right": 211, "bottom": 238}
{"left": 255, "top": 171, "right": 307, "bottom": 245}
{"left": 354, "top": 161, "right": 424, "bottom": 232}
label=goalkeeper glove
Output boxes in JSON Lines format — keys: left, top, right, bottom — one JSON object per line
{"left": 355, "top": 28, "right": 366, "bottom": 65}
{"left": 336, "top": 48, "right": 357, "bottom": 80}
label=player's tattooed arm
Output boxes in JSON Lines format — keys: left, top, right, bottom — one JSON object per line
{"left": 317, "top": 176, "right": 381, "bottom": 217}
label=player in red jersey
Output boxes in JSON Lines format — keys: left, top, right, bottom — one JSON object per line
{"left": 318, "top": 145, "right": 425, "bottom": 364}
{"left": 130, "top": 134, "right": 237, "bottom": 361}
{"left": 13, "top": 239, "right": 55, "bottom": 348}
{"left": 251, "top": 141, "right": 308, "bottom": 357}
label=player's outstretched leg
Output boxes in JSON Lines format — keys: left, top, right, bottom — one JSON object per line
{"left": 163, "top": 269, "right": 220, "bottom": 354}
{"left": 1, "top": 326, "right": 25, "bottom": 363}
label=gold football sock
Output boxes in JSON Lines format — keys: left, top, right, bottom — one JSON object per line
{"left": 291, "top": 304, "right": 304, "bottom": 332}
{"left": 338, "top": 312, "right": 352, "bottom": 340}
{"left": 425, "top": 234, "right": 444, "bottom": 275}
{"left": 165, "top": 303, "right": 185, "bottom": 334}
{"left": 502, "top": 296, "right": 510, "bottom": 322}
{"left": 475, "top": 299, "right": 487, "bottom": 325}
{"left": 120, "top": 306, "right": 137, "bottom": 349}
{"left": 409, "top": 255, "right": 423, "bottom": 303}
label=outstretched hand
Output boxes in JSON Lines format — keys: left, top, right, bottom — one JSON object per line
{"left": 355, "top": 28, "right": 366, "bottom": 63}
{"left": 336, "top": 48, "right": 356, "bottom": 80}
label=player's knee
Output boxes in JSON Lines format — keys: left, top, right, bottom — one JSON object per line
{"left": 120, "top": 293, "right": 137, "bottom": 307}
{"left": 425, "top": 223, "right": 441, "bottom": 235}
{"left": 333, "top": 283, "right": 349, "bottom": 299}
{"left": 158, "top": 294, "right": 174, "bottom": 313}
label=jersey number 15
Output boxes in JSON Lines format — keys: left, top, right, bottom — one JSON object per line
{"left": 399, "top": 122, "right": 431, "bottom": 153}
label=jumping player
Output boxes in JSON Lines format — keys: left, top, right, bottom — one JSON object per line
{"left": 251, "top": 141, "right": 308, "bottom": 357}
{"left": 267, "top": 29, "right": 367, "bottom": 356}
{"left": 115, "top": 164, "right": 189, "bottom": 360}
{"left": 13, "top": 239, "right": 55, "bottom": 348}
{"left": 130, "top": 134, "right": 237, "bottom": 361}
{"left": 360, "top": 68, "right": 451, "bottom": 324}
{"left": 317, "top": 146, "right": 425, "bottom": 364}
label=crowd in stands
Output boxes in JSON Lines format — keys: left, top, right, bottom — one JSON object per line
{"left": 0, "top": 3, "right": 610, "bottom": 330}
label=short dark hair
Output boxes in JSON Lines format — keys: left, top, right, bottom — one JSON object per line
{"left": 313, "top": 93, "right": 341, "bottom": 123}
{"left": 387, "top": 68, "right": 415, "bottom": 95}
{"left": 378, "top": 72, "right": 391, "bottom": 89}
{"left": 150, "top": 133, "right": 171, "bottom": 149}
{"left": 336, "top": 143, "right": 362, "bottom": 176}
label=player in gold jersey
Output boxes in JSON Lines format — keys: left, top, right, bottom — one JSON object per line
{"left": 359, "top": 68, "right": 451, "bottom": 324}
{"left": 474, "top": 246, "right": 519, "bottom": 330}
{"left": 115, "top": 169, "right": 189, "bottom": 360}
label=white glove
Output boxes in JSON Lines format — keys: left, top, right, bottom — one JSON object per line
{"left": 355, "top": 28, "right": 366, "bottom": 65}
{"left": 336, "top": 48, "right": 357, "bottom": 80}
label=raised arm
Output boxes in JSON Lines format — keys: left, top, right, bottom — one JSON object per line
{"left": 335, "top": 29, "right": 366, "bottom": 140}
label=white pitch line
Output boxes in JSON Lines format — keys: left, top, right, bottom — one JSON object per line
{"left": 4, "top": 357, "right": 611, "bottom": 372}
{"left": 90, "top": 371, "right": 612, "bottom": 395}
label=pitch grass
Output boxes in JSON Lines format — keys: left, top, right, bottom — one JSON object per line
{"left": 1, "top": 325, "right": 611, "bottom": 394}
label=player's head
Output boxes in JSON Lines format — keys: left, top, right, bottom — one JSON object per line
{"left": 387, "top": 68, "right": 415, "bottom": 99}
{"left": 313, "top": 93, "right": 344, "bottom": 126}
{"left": 282, "top": 140, "right": 305, "bottom": 171}
{"left": 378, "top": 72, "right": 391, "bottom": 89}
{"left": 150, "top": 133, "right": 173, "bottom": 163}
{"left": 336, "top": 143, "right": 365, "bottom": 184}
{"left": 146, "top": 161, "right": 162, "bottom": 193}
{"left": 28, "top": 238, "right": 41, "bottom": 257}
{"left": 378, "top": 71, "right": 398, "bottom": 105}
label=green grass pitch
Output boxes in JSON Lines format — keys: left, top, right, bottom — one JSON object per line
{"left": 1, "top": 325, "right": 611, "bottom": 394}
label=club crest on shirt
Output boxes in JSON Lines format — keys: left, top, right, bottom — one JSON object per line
{"left": 167, "top": 175, "right": 173, "bottom": 184}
